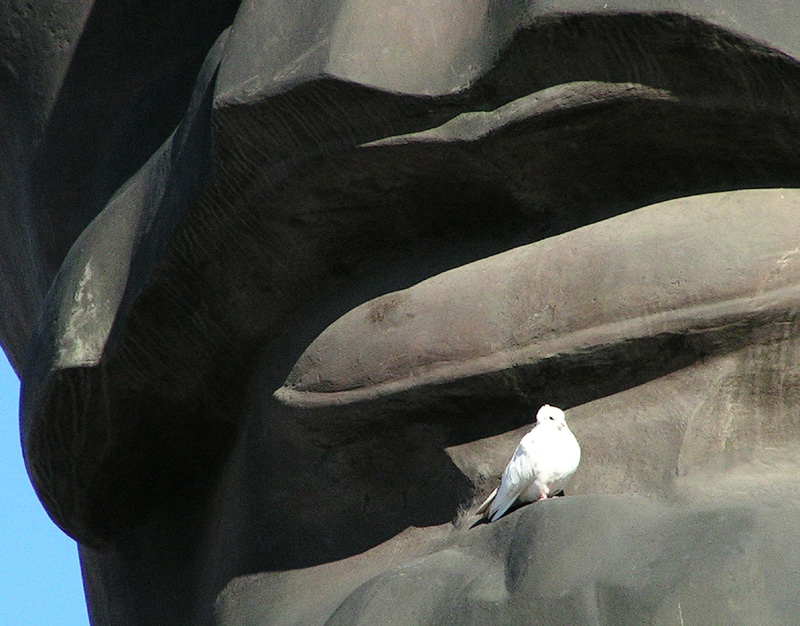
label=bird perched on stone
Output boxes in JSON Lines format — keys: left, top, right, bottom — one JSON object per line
{"left": 476, "top": 404, "right": 581, "bottom": 522}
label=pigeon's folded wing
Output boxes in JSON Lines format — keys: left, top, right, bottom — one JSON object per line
{"left": 488, "top": 438, "right": 536, "bottom": 522}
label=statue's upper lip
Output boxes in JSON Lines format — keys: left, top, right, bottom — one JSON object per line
{"left": 217, "top": 5, "right": 800, "bottom": 103}
{"left": 275, "top": 188, "right": 800, "bottom": 408}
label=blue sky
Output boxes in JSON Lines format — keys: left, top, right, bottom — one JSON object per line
{"left": 0, "top": 350, "right": 89, "bottom": 626}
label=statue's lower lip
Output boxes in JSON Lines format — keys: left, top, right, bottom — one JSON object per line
{"left": 275, "top": 188, "right": 800, "bottom": 409}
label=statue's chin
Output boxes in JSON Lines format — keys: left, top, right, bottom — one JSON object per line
{"left": 216, "top": 494, "right": 800, "bottom": 626}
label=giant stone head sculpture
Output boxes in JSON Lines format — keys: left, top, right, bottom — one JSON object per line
{"left": 4, "top": 1, "right": 800, "bottom": 624}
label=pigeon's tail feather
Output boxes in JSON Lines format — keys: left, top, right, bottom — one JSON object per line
{"left": 487, "top": 491, "right": 518, "bottom": 522}
{"left": 475, "top": 487, "right": 498, "bottom": 517}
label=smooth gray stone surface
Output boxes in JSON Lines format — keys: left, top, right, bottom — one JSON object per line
{"left": 4, "top": 3, "right": 800, "bottom": 625}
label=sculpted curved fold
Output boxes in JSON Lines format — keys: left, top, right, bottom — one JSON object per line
{"left": 277, "top": 188, "right": 800, "bottom": 407}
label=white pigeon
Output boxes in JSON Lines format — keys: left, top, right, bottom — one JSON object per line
{"left": 476, "top": 404, "right": 581, "bottom": 522}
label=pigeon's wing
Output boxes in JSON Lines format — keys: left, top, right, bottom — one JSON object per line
{"left": 488, "top": 436, "right": 537, "bottom": 522}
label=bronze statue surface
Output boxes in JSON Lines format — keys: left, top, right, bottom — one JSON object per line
{"left": 3, "top": 1, "right": 800, "bottom": 624}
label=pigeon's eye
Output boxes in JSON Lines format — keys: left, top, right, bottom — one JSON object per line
{"left": 549, "top": 416, "right": 555, "bottom": 420}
